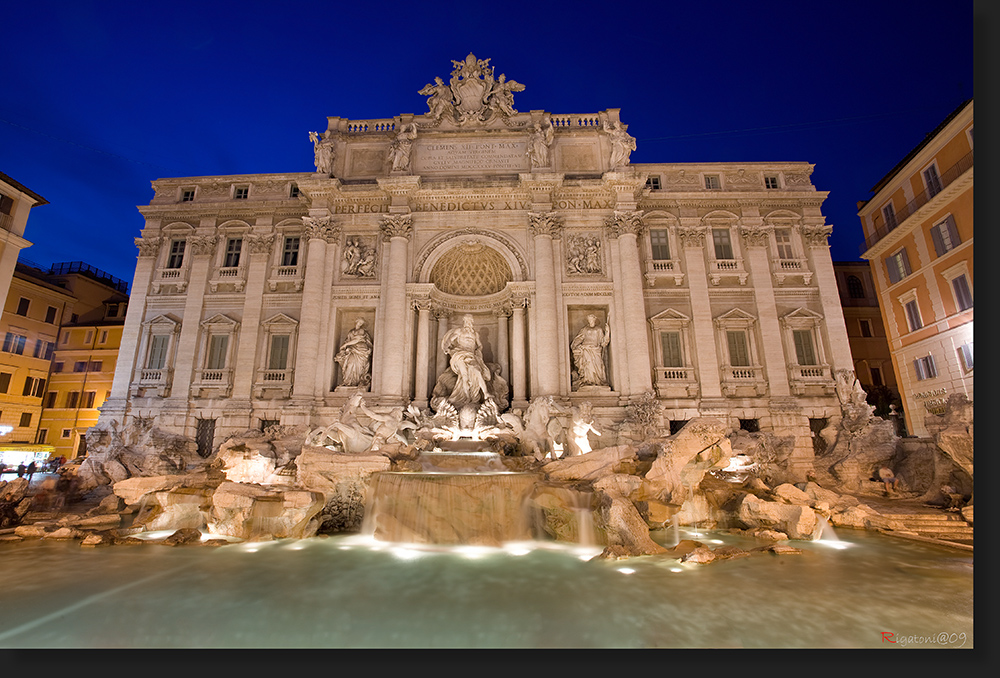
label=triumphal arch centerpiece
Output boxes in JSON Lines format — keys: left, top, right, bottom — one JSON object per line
{"left": 100, "top": 54, "right": 853, "bottom": 477}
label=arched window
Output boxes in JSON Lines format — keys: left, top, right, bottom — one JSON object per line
{"left": 847, "top": 275, "right": 865, "bottom": 299}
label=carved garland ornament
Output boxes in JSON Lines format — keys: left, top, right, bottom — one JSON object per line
{"left": 676, "top": 228, "right": 707, "bottom": 248}
{"left": 187, "top": 235, "right": 218, "bottom": 256}
{"left": 244, "top": 233, "right": 275, "bottom": 255}
{"left": 379, "top": 214, "right": 413, "bottom": 241}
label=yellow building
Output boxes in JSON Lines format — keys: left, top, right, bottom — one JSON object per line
{"left": 0, "top": 263, "right": 74, "bottom": 465}
{"left": 37, "top": 263, "right": 129, "bottom": 459}
{"left": 858, "top": 100, "right": 972, "bottom": 437}
{"left": 0, "top": 172, "right": 46, "bottom": 338}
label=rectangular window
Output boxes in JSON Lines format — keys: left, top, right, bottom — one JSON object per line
{"left": 727, "top": 330, "right": 750, "bottom": 367}
{"left": 289, "top": 184, "right": 300, "bottom": 198}
{"left": 147, "top": 335, "right": 170, "bottom": 369}
{"left": 904, "top": 300, "right": 923, "bottom": 332}
{"left": 19, "top": 413, "right": 31, "bottom": 428}
{"left": 951, "top": 274, "right": 973, "bottom": 311}
{"left": 32, "top": 340, "right": 43, "bottom": 358}
{"left": 84, "top": 391, "right": 96, "bottom": 408}
{"left": 764, "top": 176, "right": 780, "bottom": 189}
{"left": 882, "top": 202, "right": 898, "bottom": 230}
{"left": 870, "top": 365, "right": 884, "bottom": 387}
{"left": 66, "top": 392, "right": 80, "bottom": 408}
{"left": 0, "top": 372, "right": 10, "bottom": 393}
{"left": 704, "top": 175, "right": 721, "bottom": 190}
{"left": 914, "top": 355, "right": 937, "bottom": 381}
{"left": 45, "top": 306, "right": 57, "bottom": 324}
{"left": 167, "top": 239, "right": 186, "bottom": 269}
{"left": 73, "top": 361, "right": 88, "bottom": 373}
{"left": 923, "top": 164, "right": 943, "bottom": 197}
{"left": 207, "top": 335, "right": 229, "bottom": 370}
{"left": 106, "top": 303, "right": 118, "bottom": 318}
{"left": 660, "top": 332, "right": 683, "bottom": 368}
{"left": 650, "top": 229, "right": 671, "bottom": 260}
{"left": 885, "top": 248, "right": 911, "bottom": 284}
{"left": 89, "top": 361, "right": 103, "bottom": 372}
{"left": 53, "top": 362, "right": 64, "bottom": 373}
{"left": 22, "top": 377, "right": 33, "bottom": 396}
{"left": 282, "top": 236, "right": 300, "bottom": 267}
{"left": 3, "top": 333, "right": 26, "bottom": 355}
{"left": 268, "top": 334, "right": 290, "bottom": 370}
{"left": 958, "top": 343, "right": 973, "bottom": 371}
{"left": 233, "top": 186, "right": 249, "bottom": 200}
{"left": 99, "top": 330, "right": 108, "bottom": 344}
{"left": 792, "top": 329, "right": 817, "bottom": 365}
{"left": 45, "top": 392, "right": 57, "bottom": 408}
{"left": 15, "top": 298, "right": 29, "bottom": 316}
{"left": 713, "top": 228, "right": 733, "bottom": 260}
{"left": 36, "top": 429, "right": 47, "bottom": 444}
{"left": 859, "top": 319, "right": 873, "bottom": 338}
{"left": 0, "top": 194, "right": 13, "bottom": 215}
{"left": 84, "top": 330, "right": 93, "bottom": 344}
{"left": 181, "top": 189, "right": 195, "bottom": 202}
{"left": 224, "top": 238, "right": 242, "bottom": 268}
{"left": 645, "top": 176, "right": 661, "bottom": 190}
{"left": 774, "top": 228, "right": 794, "bottom": 259}
{"left": 61, "top": 429, "right": 72, "bottom": 439}
{"left": 930, "top": 216, "right": 961, "bottom": 257}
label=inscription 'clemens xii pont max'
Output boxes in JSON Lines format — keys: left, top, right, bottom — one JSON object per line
{"left": 415, "top": 140, "right": 528, "bottom": 173}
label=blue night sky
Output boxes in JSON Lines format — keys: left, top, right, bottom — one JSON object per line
{"left": 1, "top": 0, "right": 974, "bottom": 284}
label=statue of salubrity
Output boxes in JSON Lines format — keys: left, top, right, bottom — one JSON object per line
{"left": 571, "top": 314, "right": 611, "bottom": 389}
{"left": 335, "top": 319, "right": 372, "bottom": 388}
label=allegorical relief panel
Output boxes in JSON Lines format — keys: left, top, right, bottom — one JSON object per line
{"left": 341, "top": 235, "right": 378, "bottom": 279}
{"left": 565, "top": 234, "right": 603, "bottom": 276}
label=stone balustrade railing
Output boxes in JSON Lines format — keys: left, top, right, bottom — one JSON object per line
{"left": 345, "top": 119, "right": 397, "bottom": 134}
{"left": 550, "top": 114, "right": 602, "bottom": 128}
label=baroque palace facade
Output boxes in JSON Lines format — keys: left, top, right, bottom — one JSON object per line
{"left": 101, "top": 55, "right": 852, "bottom": 475}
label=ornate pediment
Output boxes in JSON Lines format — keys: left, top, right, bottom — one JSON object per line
{"left": 418, "top": 53, "right": 525, "bottom": 127}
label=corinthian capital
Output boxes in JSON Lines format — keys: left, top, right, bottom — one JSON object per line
{"left": 676, "top": 227, "right": 706, "bottom": 248}
{"left": 188, "top": 235, "right": 218, "bottom": 256}
{"left": 379, "top": 213, "right": 413, "bottom": 241}
{"left": 739, "top": 226, "right": 772, "bottom": 248}
{"left": 527, "top": 212, "right": 563, "bottom": 238}
{"left": 801, "top": 225, "right": 833, "bottom": 247}
{"left": 134, "top": 237, "right": 161, "bottom": 257}
{"left": 244, "top": 233, "right": 275, "bottom": 255}
{"left": 303, "top": 215, "right": 341, "bottom": 242}
{"left": 604, "top": 211, "right": 645, "bottom": 238}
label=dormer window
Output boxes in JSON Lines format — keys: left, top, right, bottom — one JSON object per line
{"left": 181, "top": 189, "right": 196, "bottom": 202}
{"left": 233, "top": 185, "right": 249, "bottom": 200}
{"left": 764, "top": 176, "right": 780, "bottom": 189}
{"left": 645, "top": 176, "right": 661, "bottom": 190}
{"left": 704, "top": 174, "right": 721, "bottom": 190}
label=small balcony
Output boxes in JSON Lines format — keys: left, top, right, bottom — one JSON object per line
{"left": 253, "top": 368, "right": 293, "bottom": 399}
{"left": 267, "top": 265, "right": 303, "bottom": 292}
{"left": 789, "top": 364, "right": 834, "bottom": 396}
{"left": 153, "top": 267, "right": 188, "bottom": 293}
{"left": 721, "top": 365, "right": 766, "bottom": 397}
{"left": 652, "top": 365, "right": 698, "bottom": 398}
{"left": 132, "top": 367, "right": 172, "bottom": 397}
{"left": 644, "top": 259, "right": 685, "bottom": 287}
{"left": 210, "top": 266, "right": 246, "bottom": 293}
{"left": 709, "top": 258, "right": 748, "bottom": 285}
{"left": 193, "top": 368, "right": 233, "bottom": 397}
{"left": 773, "top": 258, "right": 813, "bottom": 285}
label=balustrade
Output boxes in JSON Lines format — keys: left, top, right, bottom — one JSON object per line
{"left": 550, "top": 114, "right": 601, "bottom": 127}
{"left": 345, "top": 120, "right": 397, "bottom": 134}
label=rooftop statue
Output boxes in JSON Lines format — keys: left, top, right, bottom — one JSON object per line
{"left": 603, "top": 119, "right": 636, "bottom": 168}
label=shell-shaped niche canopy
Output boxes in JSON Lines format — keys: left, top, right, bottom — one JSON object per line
{"left": 430, "top": 241, "right": 512, "bottom": 296}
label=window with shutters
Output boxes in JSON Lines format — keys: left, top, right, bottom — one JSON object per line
{"left": 885, "top": 248, "right": 911, "bottom": 284}
{"left": 914, "top": 355, "right": 937, "bottom": 381}
{"left": 930, "top": 215, "right": 961, "bottom": 257}
{"left": 792, "top": 329, "right": 817, "bottom": 366}
{"left": 922, "top": 162, "right": 943, "bottom": 198}
{"left": 727, "top": 330, "right": 750, "bottom": 367}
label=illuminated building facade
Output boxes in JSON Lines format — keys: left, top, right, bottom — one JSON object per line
{"left": 101, "top": 55, "right": 854, "bottom": 477}
{"left": 858, "top": 100, "right": 972, "bottom": 437}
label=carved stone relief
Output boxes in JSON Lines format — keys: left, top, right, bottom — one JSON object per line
{"left": 566, "top": 234, "right": 603, "bottom": 275}
{"left": 342, "top": 235, "right": 378, "bottom": 278}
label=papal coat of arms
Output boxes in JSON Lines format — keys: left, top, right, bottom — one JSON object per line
{"left": 419, "top": 53, "right": 525, "bottom": 126}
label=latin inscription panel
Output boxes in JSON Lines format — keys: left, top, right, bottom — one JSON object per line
{"left": 414, "top": 139, "right": 528, "bottom": 174}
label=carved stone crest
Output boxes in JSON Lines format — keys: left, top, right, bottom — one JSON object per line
{"left": 418, "top": 53, "right": 525, "bottom": 126}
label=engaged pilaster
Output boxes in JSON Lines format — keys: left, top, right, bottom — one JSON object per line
{"left": 292, "top": 215, "right": 340, "bottom": 400}
{"left": 528, "top": 212, "right": 563, "bottom": 396}
{"left": 605, "top": 211, "right": 653, "bottom": 395}
{"left": 677, "top": 220, "right": 723, "bottom": 398}
{"left": 739, "top": 223, "right": 790, "bottom": 397}
{"left": 378, "top": 213, "right": 413, "bottom": 401}
{"left": 803, "top": 222, "right": 852, "bottom": 373}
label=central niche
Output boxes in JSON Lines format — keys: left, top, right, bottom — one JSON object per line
{"left": 429, "top": 241, "right": 512, "bottom": 296}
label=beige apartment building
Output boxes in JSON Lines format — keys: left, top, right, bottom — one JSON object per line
{"left": 0, "top": 172, "right": 46, "bottom": 335}
{"left": 858, "top": 100, "right": 973, "bottom": 437}
{"left": 99, "top": 54, "right": 856, "bottom": 479}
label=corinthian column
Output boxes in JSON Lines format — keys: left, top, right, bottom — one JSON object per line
{"left": 510, "top": 296, "right": 528, "bottom": 406}
{"left": 292, "top": 215, "right": 339, "bottom": 400}
{"left": 528, "top": 212, "right": 563, "bottom": 396}
{"left": 605, "top": 211, "right": 653, "bottom": 395}
{"left": 412, "top": 299, "right": 433, "bottom": 407}
{"left": 678, "top": 224, "right": 722, "bottom": 398}
{"left": 378, "top": 213, "right": 413, "bottom": 401}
